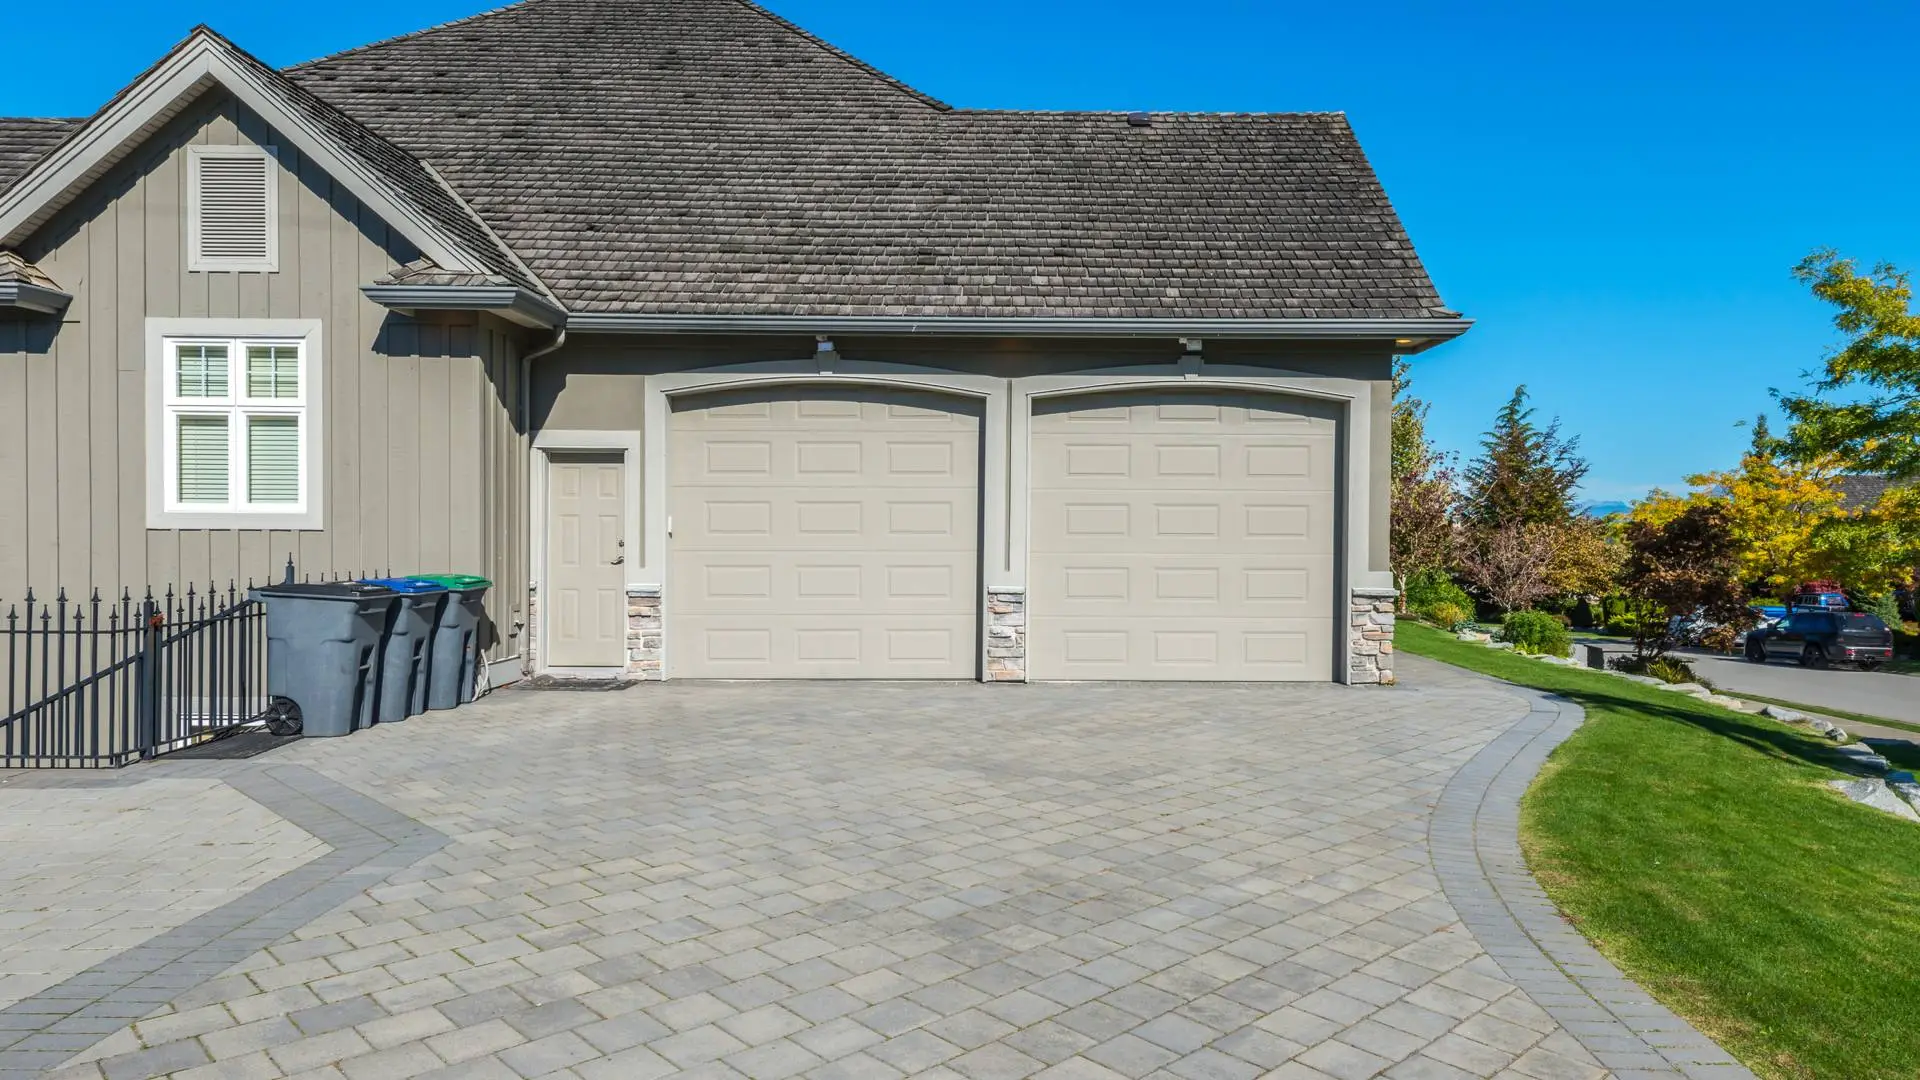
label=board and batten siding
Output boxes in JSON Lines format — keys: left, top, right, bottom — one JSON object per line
{"left": 0, "top": 91, "right": 530, "bottom": 663}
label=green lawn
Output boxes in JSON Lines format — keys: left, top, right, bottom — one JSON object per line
{"left": 1399, "top": 621, "right": 1920, "bottom": 1080}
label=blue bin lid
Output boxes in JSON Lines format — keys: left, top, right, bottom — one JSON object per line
{"left": 358, "top": 576, "right": 448, "bottom": 594}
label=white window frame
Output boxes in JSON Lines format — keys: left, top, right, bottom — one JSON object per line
{"left": 145, "top": 319, "right": 324, "bottom": 530}
{"left": 186, "top": 144, "right": 280, "bottom": 273}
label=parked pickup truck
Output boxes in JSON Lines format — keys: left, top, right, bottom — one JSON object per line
{"left": 1744, "top": 610, "right": 1895, "bottom": 670}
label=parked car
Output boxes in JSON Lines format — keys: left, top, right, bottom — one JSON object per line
{"left": 1732, "top": 605, "right": 1786, "bottom": 651}
{"left": 1744, "top": 610, "right": 1895, "bottom": 670}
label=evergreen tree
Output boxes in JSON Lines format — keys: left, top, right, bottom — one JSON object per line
{"left": 1460, "top": 386, "right": 1589, "bottom": 528}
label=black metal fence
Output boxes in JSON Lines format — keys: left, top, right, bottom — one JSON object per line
{"left": 2, "top": 583, "right": 270, "bottom": 768}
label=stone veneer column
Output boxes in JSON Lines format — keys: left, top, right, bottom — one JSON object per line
{"left": 1350, "top": 587, "right": 1398, "bottom": 685}
{"left": 986, "top": 588, "right": 1027, "bottom": 682}
{"left": 627, "top": 587, "right": 664, "bottom": 680}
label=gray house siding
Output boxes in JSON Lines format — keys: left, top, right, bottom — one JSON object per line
{"left": 0, "top": 90, "right": 530, "bottom": 663}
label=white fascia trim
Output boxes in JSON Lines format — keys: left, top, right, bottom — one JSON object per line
{"left": 0, "top": 32, "right": 483, "bottom": 276}
{"left": 362, "top": 284, "right": 566, "bottom": 329}
{"left": 564, "top": 313, "right": 1472, "bottom": 347}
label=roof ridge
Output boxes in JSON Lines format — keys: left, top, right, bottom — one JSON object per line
{"left": 284, "top": 0, "right": 531, "bottom": 71}
{"left": 730, "top": 0, "right": 950, "bottom": 111}
{"left": 0, "top": 117, "right": 85, "bottom": 125}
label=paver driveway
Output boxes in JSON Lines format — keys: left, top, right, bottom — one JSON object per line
{"left": 0, "top": 662, "right": 1718, "bottom": 1079}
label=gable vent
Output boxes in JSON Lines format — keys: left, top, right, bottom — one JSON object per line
{"left": 189, "top": 147, "right": 278, "bottom": 272}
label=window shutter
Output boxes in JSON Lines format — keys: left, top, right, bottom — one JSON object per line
{"left": 176, "top": 344, "right": 230, "bottom": 397}
{"left": 195, "top": 155, "right": 272, "bottom": 263}
{"left": 246, "top": 345, "right": 299, "bottom": 399}
{"left": 177, "top": 415, "right": 230, "bottom": 504}
{"left": 247, "top": 416, "right": 300, "bottom": 504}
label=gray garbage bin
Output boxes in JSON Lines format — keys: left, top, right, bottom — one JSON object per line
{"left": 359, "top": 577, "right": 450, "bottom": 724}
{"left": 252, "top": 582, "right": 397, "bottom": 737}
{"left": 414, "top": 574, "right": 491, "bottom": 710}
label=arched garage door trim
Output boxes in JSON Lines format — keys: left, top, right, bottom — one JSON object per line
{"left": 1014, "top": 372, "right": 1382, "bottom": 684}
{"left": 644, "top": 367, "right": 1005, "bottom": 679}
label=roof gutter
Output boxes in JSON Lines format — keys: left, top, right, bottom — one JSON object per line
{"left": 0, "top": 282, "right": 74, "bottom": 316}
{"left": 362, "top": 284, "right": 567, "bottom": 330}
{"left": 560, "top": 313, "right": 1472, "bottom": 350}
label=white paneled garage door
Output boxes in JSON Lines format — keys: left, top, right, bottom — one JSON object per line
{"left": 1029, "top": 390, "right": 1339, "bottom": 681}
{"left": 669, "top": 387, "right": 981, "bottom": 678}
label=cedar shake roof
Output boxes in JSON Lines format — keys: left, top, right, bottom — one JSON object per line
{"left": 5, "top": 0, "right": 1458, "bottom": 322}
{"left": 0, "top": 249, "right": 62, "bottom": 290}
{"left": 0, "top": 118, "right": 80, "bottom": 192}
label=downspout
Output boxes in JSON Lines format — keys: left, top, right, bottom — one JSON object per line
{"left": 518, "top": 326, "right": 567, "bottom": 675}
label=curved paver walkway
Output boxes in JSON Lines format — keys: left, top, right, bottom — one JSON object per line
{"left": 0, "top": 661, "right": 1747, "bottom": 1080}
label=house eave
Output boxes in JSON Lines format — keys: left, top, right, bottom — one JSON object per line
{"left": 0, "top": 282, "right": 74, "bottom": 315}
{"left": 362, "top": 284, "right": 567, "bottom": 329}
{"left": 560, "top": 313, "right": 1472, "bottom": 348}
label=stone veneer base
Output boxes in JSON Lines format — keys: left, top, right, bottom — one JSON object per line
{"left": 986, "top": 589, "right": 1027, "bottom": 682}
{"left": 627, "top": 589, "right": 663, "bottom": 680}
{"left": 1351, "top": 588, "right": 1397, "bottom": 685}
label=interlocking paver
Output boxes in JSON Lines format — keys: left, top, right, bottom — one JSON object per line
{"left": 2, "top": 670, "right": 1752, "bottom": 1079}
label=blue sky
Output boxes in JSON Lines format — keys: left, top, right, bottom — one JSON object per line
{"left": 9, "top": 0, "right": 1918, "bottom": 503}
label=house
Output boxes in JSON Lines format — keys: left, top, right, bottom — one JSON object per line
{"left": 0, "top": 0, "right": 1467, "bottom": 686}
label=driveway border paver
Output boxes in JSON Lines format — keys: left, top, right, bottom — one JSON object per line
{"left": 1423, "top": 665, "right": 1757, "bottom": 1079}
{"left": 0, "top": 763, "right": 445, "bottom": 1080}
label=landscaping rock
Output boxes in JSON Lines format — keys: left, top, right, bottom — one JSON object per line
{"left": 1704, "top": 694, "right": 1746, "bottom": 710}
{"left": 1894, "top": 782, "right": 1920, "bottom": 809}
{"left": 1457, "top": 631, "right": 1492, "bottom": 643}
{"left": 1886, "top": 770, "right": 1917, "bottom": 785}
{"left": 1827, "top": 727, "right": 1849, "bottom": 742}
{"left": 1809, "top": 718, "right": 1835, "bottom": 735}
{"left": 1617, "top": 673, "right": 1666, "bottom": 686}
{"left": 1762, "top": 704, "right": 1807, "bottom": 723}
{"left": 1829, "top": 778, "right": 1920, "bottom": 822}
{"left": 1834, "top": 745, "right": 1892, "bottom": 772}
{"left": 1485, "top": 641, "right": 1514, "bottom": 650}
{"left": 1658, "top": 682, "right": 1713, "bottom": 697}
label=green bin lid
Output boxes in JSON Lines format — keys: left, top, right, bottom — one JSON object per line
{"left": 413, "top": 573, "right": 492, "bottom": 590}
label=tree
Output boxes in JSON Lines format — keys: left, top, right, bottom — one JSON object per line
{"left": 1779, "top": 250, "right": 1920, "bottom": 481}
{"left": 1458, "top": 521, "right": 1563, "bottom": 614}
{"left": 1619, "top": 504, "right": 1749, "bottom": 659}
{"left": 1459, "top": 386, "right": 1589, "bottom": 528}
{"left": 1548, "top": 516, "right": 1621, "bottom": 597}
{"left": 1388, "top": 362, "right": 1458, "bottom": 604}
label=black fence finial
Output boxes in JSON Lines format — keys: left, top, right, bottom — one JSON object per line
{"left": 283, "top": 555, "right": 296, "bottom": 585}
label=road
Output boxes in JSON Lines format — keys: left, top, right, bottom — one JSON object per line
{"left": 1673, "top": 647, "right": 1920, "bottom": 723}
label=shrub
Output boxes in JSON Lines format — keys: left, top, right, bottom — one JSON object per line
{"left": 1499, "top": 610, "right": 1573, "bottom": 657}
{"left": 1700, "top": 624, "right": 1740, "bottom": 654}
{"left": 1864, "top": 592, "right": 1902, "bottom": 626}
{"left": 1425, "top": 601, "right": 1468, "bottom": 630}
{"left": 1609, "top": 654, "right": 1710, "bottom": 687}
{"left": 1404, "top": 570, "right": 1473, "bottom": 617}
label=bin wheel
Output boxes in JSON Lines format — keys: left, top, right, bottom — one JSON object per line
{"left": 263, "top": 698, "right": 304, "bottom": 737}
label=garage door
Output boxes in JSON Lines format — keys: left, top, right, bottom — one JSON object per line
{"left": 1029, "top": 390, "right": 1338, "bottom": 681}
{"left": 669, "top": 387, "right": 981, "bottom": 678}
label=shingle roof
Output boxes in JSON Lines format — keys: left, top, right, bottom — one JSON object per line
{"left": 0, "top": 118, "right": 81, "bottom": 192}
{"left": 5, "top": 0, "right": 1455, "bottom": 322}
{"left": 285, "top": 0, "right": 1453, "bottom": 320}
{"left": 1836, "top": 474, "right": 1894, "bottom": 512}
{"left": 0, "top": 249, "right": 62, "bottom": 291}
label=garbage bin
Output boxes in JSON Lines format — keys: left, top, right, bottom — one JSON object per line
{"left": 358, "top": 577, "right": 449, "bottom": 724}
{"left": 251, "top": 582, "right": 397, "bottom": 737}
{"left": 414, "top": 574, "right": 492, "bottom": 710}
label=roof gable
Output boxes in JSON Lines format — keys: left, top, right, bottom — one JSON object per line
{"left": 0, "top": 28, "right": 544, "bottom": 295}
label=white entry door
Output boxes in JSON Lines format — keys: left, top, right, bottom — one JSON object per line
{"left": 545, "top": 452, "right": 628, "bottom": 668}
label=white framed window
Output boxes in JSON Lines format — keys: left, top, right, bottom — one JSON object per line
{"left": 146, "top": 319, "right": 323, "bottom": 530}
{"left": 186, "top": 145, "right": 279, "bottom": 272}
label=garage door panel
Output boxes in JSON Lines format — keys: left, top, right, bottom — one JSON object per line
{"left": 673, "top": 487, "right": 973, "bottom": 550}
{"left": 1030, "top": 433, "right": 1334, "bottom": 492}
{"left": 1031, "top": 617, "right": 1333, "bottom": 681}
{"left": 681, "top": 553, "right": 975, "bottom": 615}
{"left": 674, "top": 615, "right": 975, "bottom": 677}
{"left": 670, "top": 388, "right": 980, "bottom": 679}
{"left": 1037, "top": 554, "right": 1335, "bottom": 619}
{"left": 1031, "top": 491, "right": 1336, "bottom": 555}
{"left": 1031, "top": 391, "right": 1337, "bottom": 682}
